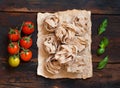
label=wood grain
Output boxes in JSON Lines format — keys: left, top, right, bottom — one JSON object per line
{"left": 0, "top": 12, "right": 119, "bottom": 62}
{"left": 0, "top": 12, "right": 120, "bottom": 88}
{"left": 0, "top": 0, "right": 120, "bottom": 14}
{"left": 0, "top": 1, "right": 120, "bottom": 88}
{"left": 0, "top": 60, "right": 120, "bottom": 88}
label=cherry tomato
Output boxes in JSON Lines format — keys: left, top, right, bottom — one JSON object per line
{"left": 8, "top": 42, "right": 20, "bottom": 55}
{"left": 20, "top": 49, "right": 32, "bottom": 61}
{"left": 8, "top": 55, "right": 20, "bottom": 67}
{"left": 20, "top": 36, "right": 32, "bottom": 49}
{"left": 8, "top": 28, "right": 20, "bottom": 41}
{"left": 22, "top": 21, "right": 34, "bottom": 35}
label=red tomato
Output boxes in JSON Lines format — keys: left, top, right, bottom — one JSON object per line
{"left": 20, "top": 49, "right": 32, "bottom": 61}
{"left": 8, "top": 42, "right": 20, "bottom": 55}
{"left": 22, "top": 21, "right": 34, "bottom": 35}
{"left": 20, "top": 36, "right": 32, "bottom": 49}
{"left": 8, "top": 28, "right": 20, "bottom": 41}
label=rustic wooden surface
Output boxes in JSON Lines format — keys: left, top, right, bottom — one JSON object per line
{"left": 0, "top": 0, "right": 120, "bottom": 88}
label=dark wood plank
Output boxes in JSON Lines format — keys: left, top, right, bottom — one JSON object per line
{"left": 0, "top": 12, "right": 38, "bottom": 59}
{"left": 0, "top": 0, "right": 120, "bottom": 14}
{"left": 0, "top": 59, "right": 120, "bottom": 88}
{"left": 0, "top": 12, "right": 120, "bottom": 88}
{"left": 0, "top": 12, "right": 119, "bottom": 62}
{"left": 91, "top": 14, "right": 120, "bottom": 63}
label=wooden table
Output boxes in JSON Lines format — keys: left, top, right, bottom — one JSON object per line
{"left": 0, "top": 0, "right": 120, "bottom": 88}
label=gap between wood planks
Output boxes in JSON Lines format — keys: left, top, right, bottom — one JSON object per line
{"left": 0, "top": 10, "right": 120, "bottom": 15}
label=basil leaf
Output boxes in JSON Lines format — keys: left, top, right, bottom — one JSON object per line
{"left": 97, "top": 48, "right": 105, "bottom": 55}
{"left": 97, "top": 56, "right": 109, "bottom": 69}
{"left": 99, "top": 37, "right": 109, "bottom": 48}
{"left": 98, "top": 19, "right": 108, "bottom": 35}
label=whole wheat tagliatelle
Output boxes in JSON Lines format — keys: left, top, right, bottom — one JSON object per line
{"left": 37, "top": 9, "right": 92, "bottom": 79}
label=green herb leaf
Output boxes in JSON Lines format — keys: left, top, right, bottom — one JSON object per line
{"left": 98, "top": 19, "right": 108, "bottom": 35}
{"left": 99, "top": 37, "right": 109, "bottom": 48}
{"left": 97, "top": 48, "right": 105, "bottom": 55}
{"left": 97, "top": 56, "right": 109, "bottom": 70}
